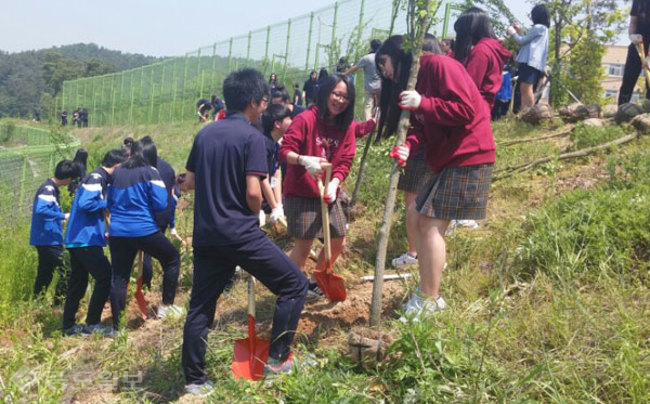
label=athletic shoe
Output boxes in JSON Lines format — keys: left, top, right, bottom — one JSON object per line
{"left": 85, "top": 323, "right": 116, "bottom": 338}
{"left": 391, "top": 252, "right": 418, "bottom": 268}
{"left": 399, "top": 295, "right": 447, "bottom": 323}
{"left": 156, "top": 304, "right": 184, "bottom": 319}
{"left": 264, "top": 353, "right": 294, "bottom": 376}
{"left": 446, "top": 219, "right": 479, "bottom": 235}
{"left": 306, "top": 282, "right": 325, "bottom": 301}
{"left": 184, "top": 380, "right": 214, "bottom": 396}
{"left": 62, "top": 324, "right": 90, "bottom": 337}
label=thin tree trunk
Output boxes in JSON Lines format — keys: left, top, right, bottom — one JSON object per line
{"left": 496, "top": 125, "right": 573, "bottom": 147}
{"left": 369, "top": 0, "right": 433, "bottom": 327}
{"left": 350, "top": 133, "right": 374, "bottom": 208}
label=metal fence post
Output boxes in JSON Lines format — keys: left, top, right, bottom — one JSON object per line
{"left": 283, "top": 19, "right": 292, "bottom": 82}
{"left": 330, "top": 2, "right": 339, "bottom": 60}
{"left": 264, "top": 26, "right": 271, "bottom": 74}
{"left": 246, "top": 31, "right": 252, "bottom": 67}
{"left": 305, "top": 12, "right": 314, "bottom": 71}
{"left": 149, "top": 67, "right": 155, "bottom": 124}
{"left": 18, "top": 156, "right": 28, "bottom": 213}
{"left": 355, "top": 0, "right": 366, "bottom": 62}
{"left": 228, "top": 38, "right": 233, "bottom": 72}
{"left": 182, "top": 54, "right": 189, "bottom": 121}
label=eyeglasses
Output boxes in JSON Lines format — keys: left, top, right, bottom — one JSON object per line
{"left": 330, "top": 92, "right": 349, "bottom": 102}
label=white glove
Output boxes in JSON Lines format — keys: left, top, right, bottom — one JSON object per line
{"left": 390, "top": 145, "right": 410, "bottom": 166}
{"left": 298, "top": 155, "right": 326, "bottom": 177}
{"left": 646, "top": 56, "right": 650, "bottom": 70}
{"left": 64, "top": 213, "right": 70, "bottom": 221}
{"left": 323, "top": 180, "right": 338, "bottom": 204}
{"left": 506, "top": 26, "right": 516, "bottom": 37}
{"left": 270, "top": 204, "right": 285, "bottom": 225}
{"left": 170, "top": 227, "right": 179, "bottom": 237}
{"left": 630, "top": 34, "right": 643, "bottom": 44}
{"left": 398, "top": 90, "right": 422, "bottom": 111}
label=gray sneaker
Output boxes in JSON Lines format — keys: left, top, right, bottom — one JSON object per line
{"left": 391, "top": 252, "right": 418, "bottom": 268}
{"left": 63, "top": 324, "right": 90, "bottom": 337}
{"left": 156, "top": 304, "right": 184, "bottom": 319}
{"left": 184, "top": 381, "right": 214, "bottom": 396}
{"left": 85, "top": 323, "right": 116, "bottom": 338}
{"left": 306, "top": 283, "right": 325, "bottom": 301}
{"left": 399, "top": 295, "right": 447, "bottom": 323}
{"left": 264, "top": 353, "right": 295, "bottom": 376}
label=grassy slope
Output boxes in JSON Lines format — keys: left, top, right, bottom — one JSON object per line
{"left": 1, "top": 117, "right": 649, "bottom": 403}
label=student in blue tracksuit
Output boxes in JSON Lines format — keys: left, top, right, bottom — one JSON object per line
{"left": 30, "top": 160, "right": 79, "bottom": 303}
{"left": 181, "top": 68, "right": 309, "bottom": 395}
{"left": 62, "top": 149, "right": 126, "bottom": 337}
{"left": 108, "top": 140, "right": 181, "bottom": 329}
{"left": 139, "top": 136, "right": 177, "bottom": 290}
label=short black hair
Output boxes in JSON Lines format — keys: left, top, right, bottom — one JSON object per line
{"left": 531, "top": 4, "right": 550, "bottom": 28}
{"left": 102, "top": 149, "right": 127, "bottom": 167}
{"left": 222, "top": 68, "right": 270, "bottom": 113}
{"left": 123, "top": 137, "right": 134, "bottom": 146}
{"left": 315, "top": 73, "right": 355, "bottom": 132}
{"left": 422, "top": 33, "right": 443, "bottom": 54}
{"left": 370, "top": 39, "right": 382, "bottom": 53}
{"left": 271, "top": 85, "right": 290, "bottom": 103}
{"left": 54, "top": 159, "right": 78, "bottom": 180}
{"left": 262, "top": 104, "right": 292, "bottom": 134}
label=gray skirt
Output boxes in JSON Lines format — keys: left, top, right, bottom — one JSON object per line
{"left": 285, "top": 196, "right": 347, "bottom": 239}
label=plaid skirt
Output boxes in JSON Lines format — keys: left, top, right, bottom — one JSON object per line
{"left": 397, "top": 149, "right": 430, "bottom": 193}
{"left": 415, "top": 163, "right": 494, "bottom": 220}
{"left": 285, "top": 196, "right": 347, "bottom": 239}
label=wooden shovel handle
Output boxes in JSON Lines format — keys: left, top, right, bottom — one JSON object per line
{"left": 318, "top": 162, "right": 333, "bottom": 264}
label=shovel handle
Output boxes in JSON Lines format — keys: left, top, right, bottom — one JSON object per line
{"left": 318, "top": 163, "right": 333, "bottom": 265}
{"left": 248, "top": 275, "right": 256, "bottom": 318}
{"left": 635, "top": 42, "right": 650, "bottom": 88}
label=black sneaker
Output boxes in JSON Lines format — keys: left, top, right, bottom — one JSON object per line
{"left": 63, "top": 324, "right": 90, "bottom": 337}
{"left": 306, "top": 282, "right": 325, "bottom": 301}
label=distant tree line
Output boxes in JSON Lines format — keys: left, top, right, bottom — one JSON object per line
{"left": 0, "top": 43, "right": 161, "bottom": 120}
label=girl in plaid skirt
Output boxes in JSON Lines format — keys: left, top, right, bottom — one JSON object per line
{"left": 375, "top": 35, "right": 496, "bottom": 320}
{"left": 279, "top": 73, "right": 360, "bottom": 298}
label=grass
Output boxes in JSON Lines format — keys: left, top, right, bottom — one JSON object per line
{"left": 1, "top": 117, "right": 650, "bottom": 402}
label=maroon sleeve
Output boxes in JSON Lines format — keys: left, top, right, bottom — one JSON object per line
{"left": 278, "top": 114, "right": 307, "bottom": 162}
{"left": 465, "top": 49, "right": 490, "bottom": 94}
{"left": 354, "top": 118, "right": 377, "bottom": 139}
{"left": 331, "top": 127, "right": 357, "bottom": 182}
{"left": 416, "top": 59, "right": 476, "bottom": 126}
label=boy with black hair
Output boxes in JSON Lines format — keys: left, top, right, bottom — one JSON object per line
{"left": 271, "top": 85, "right": 306, "bottom": 118}
{"left": 181, "top": 68, "right": 309, "bottom": 395}
{"left": 62, "top": 149, "right": 127, "bottom": 337}
{"left": 260, "top": 104, "right": 292, "bottom": 225}
{"left": 30, "top": 159, "right": 79, "bottom": 303}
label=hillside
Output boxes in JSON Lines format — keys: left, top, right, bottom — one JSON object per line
{"left": 1, "top": 116, "right": 649, "bottom": 402}
{"left": 0, "top": 43, "right": 161, "bottom": 120}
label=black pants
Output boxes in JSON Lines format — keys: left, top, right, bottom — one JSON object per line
{"left": 491, "top": 100, "right": 510, "bottom": 120}
{"left": 142, "top": 225, "right": 167, "bottom": 289}
{"left": 619, "top": 42, "right": 650, "bottom": 105}
{"left": 109, "top": 232, "right": 180, "bottom": 328}
{"left": 33, "top": 245, "right": 68, "bottom": 303}
{"left": 62, "top": 247, "right": 112, "bottom": 329}
{"left": 182, "top": 233, "right": 309, "bottom": 385}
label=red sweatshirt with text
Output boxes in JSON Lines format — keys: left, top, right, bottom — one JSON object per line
{"left": 464, "top": 38, "right": 511, "bottom": 108}
{"left": 406, "top": 53, "right": 495, "bottom": 173}
{"left": 279, "top": 107, "right": 357, "bottom": 199}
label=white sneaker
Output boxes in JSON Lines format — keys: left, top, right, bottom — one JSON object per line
{"left": 446, "top": 220, "right": 479, "bottom": 235}
{"left": 157, "top": 304, "right": 184, "bottom": 319}
{"left": 184, "top": 380, "right": 214, "bottom": 396}
{"left": 391, "top": 252, "right": 418, "bottom": 268}
{"left": 400, "top": 294, "right": 446, "bottom": 322}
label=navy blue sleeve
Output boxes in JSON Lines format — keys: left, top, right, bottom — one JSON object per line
{"left": 34, "top": 185, "right": 65, "bottom": 220}
{"left": 77, "top": 173, "right": 107, "bottom": 213}
{"left": 148, "top": 168, "right": 169, "bottom": 212}
{"left": 246, "top": 134, "right": 268, "bottom": 178}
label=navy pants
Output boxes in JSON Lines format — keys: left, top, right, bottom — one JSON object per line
{"left": 619, "top": 41, "right": 650, "bottom": 105}
{"left": 62, "top": 246, "right": 112, "bottom": 329}
{"left": 142, "top": 225, "right": 167, "bottom": 289}
{"left": 109, "top": 232, "right": 180, "bottom": 328}
{"left": 33, "top": 245, "right": 68, "bottom": 303}
{"left": 182, "top": 233, "right": 309, "bottom": 385}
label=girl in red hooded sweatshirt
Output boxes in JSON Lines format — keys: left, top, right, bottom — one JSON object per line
{"left": 279, "top": 73, "right": 367, "bottom": 299}
{"left": 375, "top": 35, "right": 495, "bottom": 320}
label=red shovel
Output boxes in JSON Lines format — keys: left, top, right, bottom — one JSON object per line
{"left": 134, "top": 250, "right": 147, "bottom": 320}
{"left": 314, "top": 162, "right": 347, "bottom": 302}
{"left": 232, "top": 275, "right": 270, "bottom": 380}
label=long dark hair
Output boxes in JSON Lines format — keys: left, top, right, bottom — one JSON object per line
{"left": 375, "top": 35, "right": 413, "bottom": 140}
{"left": 531, "top": 4, "right": 550, "bottom": 28}
{"left": 315, "top": 73, "right": 355, "bottom": 132}
{"left": 122, "top": 139, "right": 155, "bottom": 169}
{"left": 453, "top": 7, "right": 496, "bottom": 63}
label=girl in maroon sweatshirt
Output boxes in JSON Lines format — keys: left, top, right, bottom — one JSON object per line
{"left": 279, "top": 73, "right": 358, "bottom": 297}
{"left": 454, "top": 7, "right": 512, "bottom": 110}
{"left": 375, "top": 35, "right": 495, "bottom": 319}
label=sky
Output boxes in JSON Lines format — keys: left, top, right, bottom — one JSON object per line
{"left": 0, "top": 0, "right": 625, "bottom": 57}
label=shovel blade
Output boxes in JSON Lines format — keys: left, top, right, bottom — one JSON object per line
{"left": 232, "top": 337, "right": 270, "bottom": 380}
{"left": 134, "top": 276, "right": 147, "bottom": 320}
{"left": 314, "top": 267, "right": 347, "bottom": 302}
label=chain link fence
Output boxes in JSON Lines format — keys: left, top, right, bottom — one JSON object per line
{"left": 0, "top": 123, "right": 80, "bottom": 225}
{"left": 59, "top": 0, "right": 462, "bottom": 127}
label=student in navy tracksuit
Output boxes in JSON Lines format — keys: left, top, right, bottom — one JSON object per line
{"left": 62, "top": 149, "right": 126, "bottom": 336}
{"left": 181, "top": 68, "right": 309, "bottom": 395}
{"left": 30, "top": 160, "right": 79, "bottom": 303}
{"left": 139, "top": 136, "right": 177, "bottom": 290}
{"left": 108, "top": 140, "right": 181, "bottom": 328}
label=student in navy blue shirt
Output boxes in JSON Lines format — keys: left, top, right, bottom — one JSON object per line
{"left": 181, "top": 68, "right": 309, "bottom": 394}
{"left": 271, "top": 85, "right": 306, "bottom": 118}
{"left": 139, "top": 136, "right": 177, "bottom": 290}
{"left": 107, "top": 140, "right": 181, "bottom": 329}
{"left": 62, "top": 149, "right": 126, "bottom": 337}
{"left": 30, "top": 160, "right": 79, "bottom": 303}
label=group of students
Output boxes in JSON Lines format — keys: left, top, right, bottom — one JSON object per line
{"left": 30, "top": 136, "right": 185, "bottom": 338}
{"left": 28, "top": 3, "right": 551, "bottom": 395}
{"left": 60, "top": 108, "right": 89, "bottom": 127}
